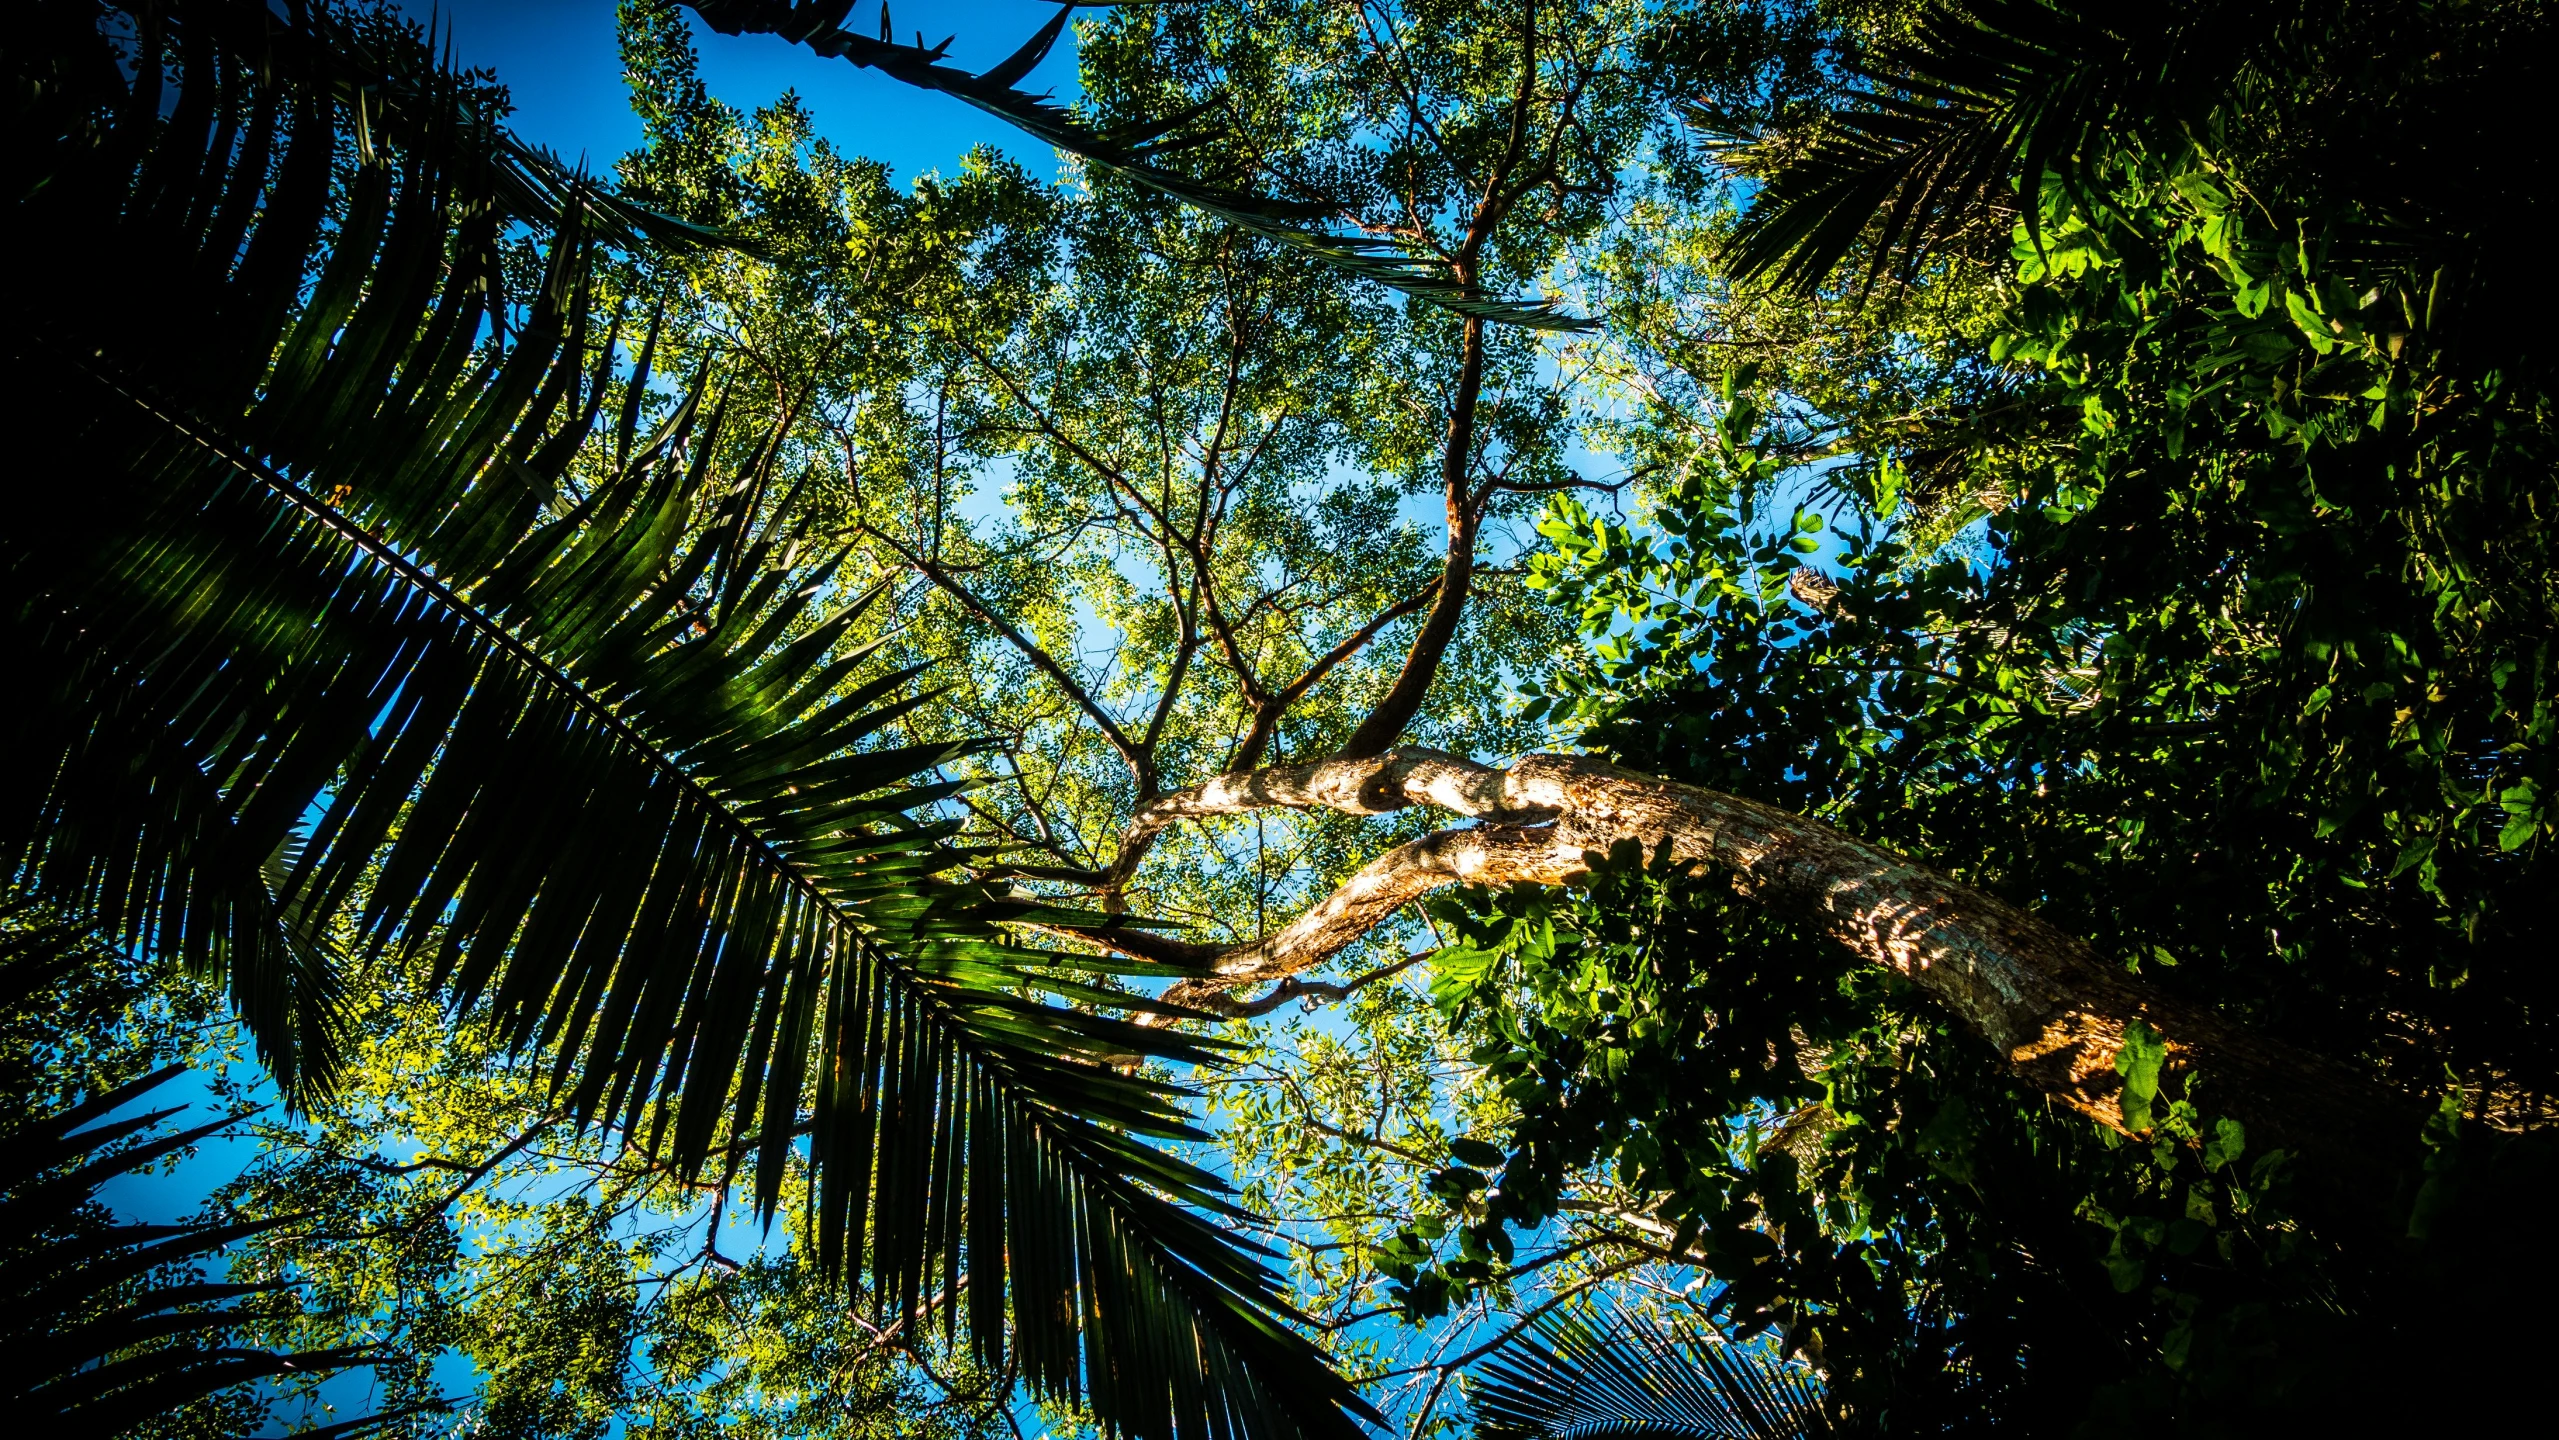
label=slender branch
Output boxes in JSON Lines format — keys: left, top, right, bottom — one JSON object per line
{"left": 1201, "top": 950, "right": 1429, "bottom": 1019}
{"left": 1307, "top": 1304, "right": 1406, "bottom": 1333}
{"left": 1289, "top": 1112, "right": 1437, "bottom": 1168}
{"left": 1506, "top": 1232, "right": 1624, "bottom": 1281}
{"left": 860, "top": 519, "right": 1154, "bottom": 794}
{"left": 945, "top": 329, "right": 1155, "bottom": 520}
{"left": 406, "top": 1117, "right": 560, "bottom": 1235}
{"left": 1357, "top": 1251, "right": 1649, "bottom": 1389}
{"left": 1553, "top": 1199, "right": 1715, "bottom": 1265}
{"left": 1481, "top": 473, "right": 1633, "bottom": 497}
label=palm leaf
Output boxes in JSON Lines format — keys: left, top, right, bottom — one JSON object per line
{"left": 2, "top": 5, "right": 1374, "bottom": 1436}
{"left": 0, "top": 1057, "right": 394, "bottom": 1431}
{"left": 1718, "top": 0, "right": 2291, "bottom": 295}
{"left": 167, "top": 0, "right": 733, "bottom": 252}
{"left": 1468, "top": 1311, "right": 1828, "bottom": 1440}
{"left": 679, "top": 0, "right": 1591, "bottom": 331}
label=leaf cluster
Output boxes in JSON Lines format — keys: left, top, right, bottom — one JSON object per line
{"left": 1438, "top": 0, "right": 2559, "bottom": 1428}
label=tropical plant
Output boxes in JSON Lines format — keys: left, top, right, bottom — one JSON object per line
{"left": 603, "top": 0, "right": 2466, "bottom": 1312}
{"left": 1384, "top": 0, "right": 2559, "bottom": 1428}
{"left": 571, "top": 5, "right": 2545, "bottom": 1432}
{"left": 1720, "top": 0, "right": 2555, "bottom": 339}
{"left": 0, "top": 1049, "right": 392, "bottom": 1436}
{"left": 2, "top": 3, "right": 1374, "bottom": 1436}
{"left": 1468, "top": 1311, "right": 1827, "bottom": 1440}
{"left": 21, "top": 0, "right": 2554, "bottom": 1431}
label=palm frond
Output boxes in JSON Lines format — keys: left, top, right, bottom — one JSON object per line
{"left": 1718, "top": 0, "right": 2294, "bottom": 295}
{"left": 2, "top": 5, "right": 1375, "bottom": 1436}
{"left": 0, "top": 1058, "right": 392, "bottom": 1431}
{"left": 173, "top": 0, "right": 733, "bottom": 251}
{"left": 679, "top": 0, "right": 1590, "bottom": 331}
{"left": 1468, "top": 1311, "right": 1827, "bottom": 1440}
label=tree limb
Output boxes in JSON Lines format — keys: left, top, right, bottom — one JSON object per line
{"left": 1047, "top": 748, "right": 2406, "bottom": 1160}
{"left": 1337, "top": 315, "right": 1486, "bottom": 759}
{"left": 1232, "top": 576, "right": 1443, "bottom": 772}
{"left": 861, "top": 521, "right": 1155, "bottom": 795}
{"left": 1204, "top": 951, "right": 1430, "bottom": 1019}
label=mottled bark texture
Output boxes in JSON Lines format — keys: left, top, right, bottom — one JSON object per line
{"left": 1085, "top": 749, "right": 2400, "bottom": 1162}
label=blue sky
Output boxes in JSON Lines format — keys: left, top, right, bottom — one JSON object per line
{"left": 406, "top": 0, "right": 1080, "bottom": 185}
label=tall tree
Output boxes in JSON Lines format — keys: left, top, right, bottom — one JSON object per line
{"left": 684, "top": 0, "right": 2419, "bottom": 1167}
{"left": 645, "top": 0, "right": 2558, "bottom": 1427}
{"left": 23, "top": 0, "right": 2555, "bottom": 1431}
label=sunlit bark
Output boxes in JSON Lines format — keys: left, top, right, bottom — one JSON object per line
{"left": 1060, "top": 748, "right": 2399, "bottom": 1157}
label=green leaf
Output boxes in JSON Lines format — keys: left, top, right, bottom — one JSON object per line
{"left": 2202, "top": 1117, "right": 2247, "bottom": 1172}
{"left": 2285, "top": 288, "right": 2338, "bottom": 352}
{"left": 1428, "top": 943, "right": 1505, "bottom": 1013}
{"left": 2114, "top": 1018, "right": 2168, "bottom": 1133}
{"left": 681, "top": 1, "right": 1586, "bottom": 331}
{"left": 2498, "top": 779, "right": 2542, "bottom": 851}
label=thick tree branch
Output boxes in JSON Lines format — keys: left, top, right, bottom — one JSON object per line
{"left": 1058, "top": 749, "right": 2405, "bottom": 1162}
{"left": 1337, "top": 315, "right": 1487, "bottom": 758}
{"left": 1082, "top": 743, "right": 1530, "bottom": 898}
{"left": 1150, "top": 822, "right": 1571, "bottom": 1011}
{"left": 1327, "top": 18, "right": 1552, "bottom": 760}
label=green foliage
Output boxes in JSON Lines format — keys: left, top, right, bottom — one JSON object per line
{"left": 204, "top": 939, "right": 1008, "bottom": 1440}
{"left": 4, "top": 4, "right": 1378, "bottom": 1436}
{"left": 1412, "top": 850, "right": 1860, "bottom": 1328}
{"left": 21, "top": 1, "right": 2558, "bottom": 1432}
{"left": 678, "top": 0, "right": 1594, "bottom": 328}
{"left": 4, "top": 902, "right": 1002, "bottom": 1437}
{"left": 1469, "top": 1310, "right": 1826, "bottom": 1440}
{"left": 601, "top": 0, "right": 1596, "bottom": 954}
{"left": 1417, "top": 0, "right": 2559, "bottom": 1429}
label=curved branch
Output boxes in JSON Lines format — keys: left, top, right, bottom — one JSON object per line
{"left": 1211, "top": 951, "right": 1430, "bottom": 1019}
{"left": 1056, "top": 749, "right": 2405, "bottom": 1160}
{"left": 1085, "top": 747, "right": 1529, "bottom": 897}
{"left": 1145, "top": 822, "right": 1572, "bottom": 1015}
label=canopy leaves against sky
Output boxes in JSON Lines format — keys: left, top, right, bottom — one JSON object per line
{"left": 13, "top": 0, "right": 2559, "bottom": 1436}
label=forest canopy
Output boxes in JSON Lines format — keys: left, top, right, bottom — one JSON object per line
{"left": 6, "top": 0, "right": 2555, "bottom": 1436}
